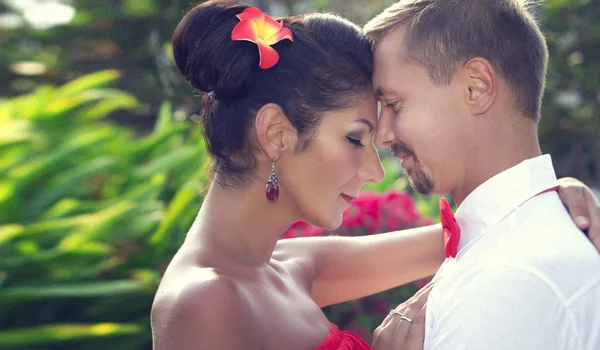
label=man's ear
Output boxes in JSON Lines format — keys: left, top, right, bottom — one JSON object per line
{"left": 462, "top": 58, "right": 497, "bottom": 115}
{"left": 254, "top": 103, "right": 298, "bottom": 160}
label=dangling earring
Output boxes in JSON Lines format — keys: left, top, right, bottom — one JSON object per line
{"left": 266, "top": 159, "right": 279, "bottom": 202}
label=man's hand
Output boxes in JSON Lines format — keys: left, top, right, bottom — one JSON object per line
{"left": 373, "top": 280, "right": 435, "bottom": 350}
{"left": 558, "top": 177, "right": 600, "bottom": 251}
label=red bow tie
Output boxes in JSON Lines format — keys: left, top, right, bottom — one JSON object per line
{"left": 439, "top": 197, "right": 460, "bottom": 259}
{"left": 439, "top": 186, "right": 560, "bottom": 259}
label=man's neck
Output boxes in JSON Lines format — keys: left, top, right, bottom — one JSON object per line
{"left": 451, "top": 118, "right": 541, "bottom": 206}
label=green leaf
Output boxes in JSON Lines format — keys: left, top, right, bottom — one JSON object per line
{"left": 150, "top": 168, "right": 205, "bottom": 249}
{"left": 0, "top": 120, "right": 39, "bottom": 147}
{"left": 1, "top": 243, "right": 112, "bottom": 268}
{"left": 128, "top": 122, "right": 189, "bottom": 160}
{"left": 121, "top": 173, "right": 167, "bottom": 202}
{"left": 9, "top": 126, "right": 119, "bottom": 188}
{"left": 78, "top": 90, "right": 139, "bottom": 120}
{"left": 153, "top": 100, "right": 173, "bottom": 134}
{"left": 40, "top": 198, "right": 87, "bottom": 220}
{"left": 0, "top": 224, "right": 25, "bottom": 246}
{"left": 0, "top": 323, "right": 142, "bottom": 346}
{"left": 58, "top": 201, "right": 137, "bottom": 249}
{"left": 132, "top": 145, "right": 202, "bottom": 179}
{"left": 0, "top": 180, "right": 16, "bottom": 214}
{"left": 43, "top": 88, "right": 138, "bottom": 121}
{"left": 1, "top": 280, "right": 153, "bottom": 298}
{"left": 123, "top": 0, "right": 158, "bottom": 17}
{"left": 28, "top": 157, "right": 117, "bottom": 217}
{"left": 55, "top": 70, "right": 121, "bottom": 98}
{"left": 0, "top": 86, "right": 55, "bottom": 121}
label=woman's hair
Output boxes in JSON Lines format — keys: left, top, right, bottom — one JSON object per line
{"left": 173, "top": 1, "right": 373, "bottom": 186}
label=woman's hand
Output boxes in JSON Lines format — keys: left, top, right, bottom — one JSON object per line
{"left": 372, "top": 281, "right": 435, "bottom": 350}
{"left": 557, "top": 177, "right": 600, "bottom": 251}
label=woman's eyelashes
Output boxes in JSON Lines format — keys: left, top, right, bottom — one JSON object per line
{"left": 346, "top": 135, "right": 365, "bottom": 148}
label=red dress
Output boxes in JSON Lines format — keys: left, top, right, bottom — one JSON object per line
{"left": 314, "top": 324, "right": 371, "bottom": 350}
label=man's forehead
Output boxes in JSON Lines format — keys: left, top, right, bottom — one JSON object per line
{"left": 372, "top": 31, "right": 411, "bottom": 97}
{"left": 373, "top": 66, "right": 400, "bottom": 97}
{"left": 373, "top": 26, "right": 408, "bottom": 57}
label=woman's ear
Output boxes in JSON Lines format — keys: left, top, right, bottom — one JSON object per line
{"left": 255, "top": 103, "right": 298, "bottom": 159}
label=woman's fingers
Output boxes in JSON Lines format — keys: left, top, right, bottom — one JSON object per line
{"left": 374, "top": 281, "right": 435, "bottom": 350}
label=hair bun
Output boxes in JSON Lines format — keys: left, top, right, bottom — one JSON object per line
{"left": 172, "top": 1, "right": 258, "bottom": 99}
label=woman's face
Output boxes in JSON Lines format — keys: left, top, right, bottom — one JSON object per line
{"left": 280, "top": 92, "right": 385, "bottom": 230}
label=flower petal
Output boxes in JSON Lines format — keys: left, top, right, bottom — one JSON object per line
{"left": 265, "top": 26, "right": 294, "bottom": 45}
{"left": 257, "top": 39, "right": 279, "bottom": 69}
{"left": 237, "top": 8, "right": 264, "bottom": 34}
{"left": 236, "top": 7, "right": 264, "bottom": 22}
{"left": 261, "top": 16, "right": 284, "bottom": 43}
{"left": 231, "top": 19, "right": 258, "bottom": 43}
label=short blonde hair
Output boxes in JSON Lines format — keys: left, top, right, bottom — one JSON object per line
{"left": 364, "top": 0, "right": 548, "bottom": 120}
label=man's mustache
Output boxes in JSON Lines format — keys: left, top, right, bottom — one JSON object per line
{"left": 390, "top": 142, "right": 415, "bottom": 158}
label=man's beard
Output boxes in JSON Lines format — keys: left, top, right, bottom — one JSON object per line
{"left": 391, "top": 142, "right": 435, "bottom": 194}
{"left": 406, "top": 167, "right": 434, "bottom": 194}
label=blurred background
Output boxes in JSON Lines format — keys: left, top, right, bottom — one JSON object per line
{"left": 0, "top": 0, "right": 598, "bottom": 349}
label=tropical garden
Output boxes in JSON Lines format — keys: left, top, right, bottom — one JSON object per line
{"left": 0, "top": 0, "right": 598, "bottom": 348}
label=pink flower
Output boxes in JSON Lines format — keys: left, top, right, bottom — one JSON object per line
{"left": 380, "top": 190, "right": 421, "bottom": 227}
{"left": 342, "top": 192, "right": 383, "bottom": 233}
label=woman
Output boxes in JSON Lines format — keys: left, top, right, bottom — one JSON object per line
{"left": 151, "top": 2, "right": 600, "bottom": 349}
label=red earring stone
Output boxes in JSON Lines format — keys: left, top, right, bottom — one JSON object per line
{"left": 266, "top": 160, "right": 279, "bottom": 201}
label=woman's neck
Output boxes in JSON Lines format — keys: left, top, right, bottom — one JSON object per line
{"left": 188, "top": 177, "right": 298, "bottom": 265}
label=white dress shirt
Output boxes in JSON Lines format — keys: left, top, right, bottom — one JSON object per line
{"left": 423, "top": 155, "right": 600, "bottom": 350}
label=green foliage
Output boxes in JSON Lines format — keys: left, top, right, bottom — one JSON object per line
{"left": 1, "top": 0, "right": 195, "bottom": 135}
{"left": 0, "top": 71, "right": 209, "bottom": 349}
{"left": 540, "top": 0, "right": 600, "bottom": 184}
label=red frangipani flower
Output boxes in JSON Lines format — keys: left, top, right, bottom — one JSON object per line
{"left": 231, "top": 7, "right": 294, "bottom": 69}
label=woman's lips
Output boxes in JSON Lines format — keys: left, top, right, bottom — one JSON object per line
{"left": 340, "top": 194, "right": 356, "bottom": 204}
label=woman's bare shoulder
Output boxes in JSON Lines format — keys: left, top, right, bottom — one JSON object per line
{"left": 272, "top": 238, "right": 322, "bottom": 290}
{"left": 151, "top": 268, "right": 263, "bottom": 350}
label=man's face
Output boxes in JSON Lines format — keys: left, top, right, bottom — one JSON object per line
{"left": 372, "top": 27, "right": 469, "bottom": 195}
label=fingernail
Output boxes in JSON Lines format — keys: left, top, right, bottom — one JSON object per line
{"left": 575, "top": 216, "right": 589, "bottom": 227}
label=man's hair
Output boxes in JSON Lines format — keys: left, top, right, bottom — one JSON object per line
{"left": 364, "top": 0, "right": 549, "bottom": 120}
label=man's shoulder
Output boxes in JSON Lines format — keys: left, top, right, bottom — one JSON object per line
{"left": 427, "top": 261, "right": 598, "bottom": 350}
{"left": 502, "top": 196, "right": 600, "bottom": 280}
{"left": 430, "top": 259, "right": 600, "bottom": 350}
{"left": 434, "top": 193, "right": 600, "bottom": 309}
{"left": 445, "top": 250, "right": 600, "bottom": 320}
{"left": 515, "top": 190, "right": 582, "bottom": 237}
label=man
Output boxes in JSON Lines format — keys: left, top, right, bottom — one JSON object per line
{"left": 364, "top": 0, "right": 600, "bottom": 349}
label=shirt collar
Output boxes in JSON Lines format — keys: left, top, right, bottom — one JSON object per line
{"left": 454, "top": 154, "right": 559, "bottom": 254}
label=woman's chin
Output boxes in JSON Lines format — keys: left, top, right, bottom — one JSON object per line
{"left": 317, "top": 213, "right": 343, "bottom": 231}
{"left": 302, "top": 208, "right": 343, "bottom": 232}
